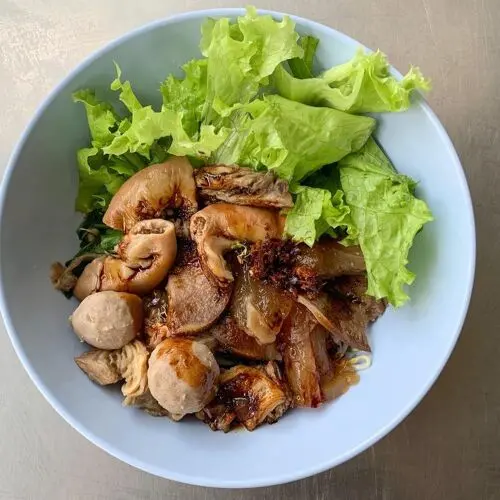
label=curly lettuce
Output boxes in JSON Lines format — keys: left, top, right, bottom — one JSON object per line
{"left": 201, "top": 6, "right": 303, "bottom": 121}
{"left": 284, "top": 185, "right": 352, "bottom": 246}
{"left": 273, "top": 49, "right": 430, "bottom": 113}
{"left": 215, "top": 95, "right": 376, "bottom": 181}
{"left": 339, "top": 139, "right": 433, "bottom": 306}
{"left": 287, "top": 35, "right": 319, "bottom": 79}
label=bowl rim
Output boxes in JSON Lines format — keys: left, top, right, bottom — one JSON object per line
{"left": 0, "top": 7, "right": 476, "bottom": 488}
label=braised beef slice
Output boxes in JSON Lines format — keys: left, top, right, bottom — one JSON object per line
{"left": 328, "top": 275, "right": 386, "bottom": 351}
{"left": 210, "top": 316, "right": 279, "bottom": 361}
{"left": 277, "top": 304, "right": 323, "bottom": 408}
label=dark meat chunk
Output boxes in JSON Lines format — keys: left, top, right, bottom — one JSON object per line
{"left": 298, "top": 275, "right": 387, "bottom": 352}
{"left": 210, "top": 316, "right": 279, "bottom": 361}
{"left": 197, "top": 363, "right": 290, "bottom": 432}
{"left": 333, "top": 275, "right": 387, "bottom": 322}
{"left": 278, "top": 304, "right": 323, "bottom": 408}
{"left": 195, "top": 165, "right": 293, "bottom": 209}
{"left": 248, "top": 239, "right": 323, "bottom": 296}
{"left": 248, "top": 238, "right": 365, "bottom": 297}
{"left": 294, "top": 238, "right": 366, "bottom": 278}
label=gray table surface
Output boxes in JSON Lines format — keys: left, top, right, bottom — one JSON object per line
{"left": 0, "top": 0, "right": 498, "bottom": 498}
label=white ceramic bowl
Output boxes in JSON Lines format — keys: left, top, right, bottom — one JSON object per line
{"left": 0, "top": 8, "right": 475, "bottom": 488}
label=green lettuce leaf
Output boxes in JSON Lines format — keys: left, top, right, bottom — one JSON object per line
{"left": 284, "top": 185, "right": 351, "bottom": 246}
{"left": 339, "top": 138, "right": 433, "bottom": 306}
{"left": 287, "top": 35, "right": 319, "bottom": 79}
{"left": 274, "top": 49, "right": 430, "bottom": 113}
{"left": 73, "top": 90, "right": 118, "bottom": 147}
{"left": 226, "top": 95, "right": 375, "bottom": 181}
{"left": 75, "top": 147, "right": 127, "bottom": 213}
{"left": 200, "top": 6, "right": 303, "bottom": 121}
{"left": 110, "top": 63, "right": 143, "bottom": 113}
{"left": 160, "top": 59, "right": 207, "bottom": 136}
{"left": 102, "top": 105, "right": 227, "bottom": 159}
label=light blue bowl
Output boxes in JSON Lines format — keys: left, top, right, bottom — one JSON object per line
{"left": 0, "top": 8, "right": 475, "bottom": 488}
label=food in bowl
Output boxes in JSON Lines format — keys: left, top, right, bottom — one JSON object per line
{"left": 50, "top": 7, "right": 433, "bottom": 432}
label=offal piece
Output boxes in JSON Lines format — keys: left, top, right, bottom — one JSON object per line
{"left": 147, "top": 338, "right": 219, "bottom": 418}
{"left": 297, "top": 275, "right": 386, "bottom": 352}
{"left": 71, "top": 291, "right": 143, "bottom": 350}
{"left": 190, "top": 203, "right": 284, "bottom": 285}
{"left": 74, "top": 340, "right": 148, "bottom": 405}
{"left": 198, "top": 363, "right": 290, "bottom": 432}
{"left": 194, "top": 165, "right": 293, "bottom": 209}
{"left": 278, "top": 303, "right": 323, "bottom": 408}
{"left": 210, "top": 316, "right": 279, "bottom": 360}
{"left": 164, "top": 246, "right": 232, "bottom": 337}
{"left": 103, "top": 157, "right": 198, "bottom": 232}
{"left": 74, "top": 219, "right": 177, "bottom": 300}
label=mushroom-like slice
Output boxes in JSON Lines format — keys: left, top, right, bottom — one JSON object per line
{"left": 147, "top": 338, "right": 219, "bottom": 418}
{"left": 71, "top": 291, "right": 143, "bottom": 350}
{"left": 297, "top": 276, "right": 386, "bottom": 352}
{"left": 230, "top": 260, "right": 292, "bottom": 345}
{"left": 103, "top": 157, "right": 197, "bottom": 232}
{"left": 50, "top": 253, "right": 102, "bottom": 294}
{"left": 164, "top": 250, "right": 232, "bottom": 336}
{"left": 197, "top": 363, "right": 290, "bottom": 432}
{"left": 294, "top": 238, "right": 366, "bottom": 278}
{"left": 74, "top": 219, "right": 177, "bottom": 300}
{"left": 194, "top": 165, "right": 293, "bottom": 209}
{"left": 210, "top": 316, "right": 279, "bottom": 360}
{"left": 74, "top": 340, "right": 149, "bottom": 405}
{"left": 190, "top": 203, "right": 284, "bottom": 285}
{"left": 74, "top": 349, "right": 122, "bottom": 385}
{"left": 278, "top": 303, "right": 323, "bottom": 408}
